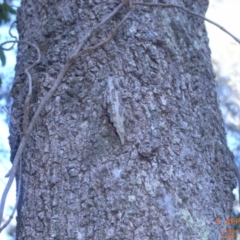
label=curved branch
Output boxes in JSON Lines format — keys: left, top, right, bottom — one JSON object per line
{"left": 72, "top": 10, "right": 131, "bottom": 60}
{"left": 133, "top": 2, "right": 240, "bottom": 44}
{"left": 71, "top": 3, "right": 124, "bottom": 58}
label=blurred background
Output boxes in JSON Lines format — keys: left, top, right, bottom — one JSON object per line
{"left": 0, "top": 0, "right": 240, "bottom": 239}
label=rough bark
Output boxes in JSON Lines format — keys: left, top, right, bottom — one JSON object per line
{"left": 10, "top": 0, "right": 236, "bottom": 239}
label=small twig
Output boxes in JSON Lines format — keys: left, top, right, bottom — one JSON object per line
{"left": 71, "top": 3, "right": 123, "bottom": 59}
{"left": 122, "top": 0, "right": 133, "bottom": 9}
{"left": 133, "top": 2, "right": 240, "bottom": 44}
{"left": 0, "top": 110, "right": 22, "bottom": 232}
{"left": 22, "top": 42, "right": 41, "bottom": 134}
{"left": 0, "top": 21, "right": 18, "bottom": 51}
{"left": 9, "top": 21, "right": 17, "bottom": 41}
{"left": 1, "top": 40, "right": 41, "bottom": 134}
{"left": 71, "top": 10, "right": 131, "bottom": 60}
{"left": 0, "top": 41, "right": 15, "bottom": 51}
{"left": 0, "top": 130, "right": 28, "bottom": 227}
{"left": 0, "top": 159, "right": 21, "bottom": 233}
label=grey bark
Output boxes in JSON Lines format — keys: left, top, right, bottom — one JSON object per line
{"left": 10, "top": 0, "right": 236, "bottom": 239}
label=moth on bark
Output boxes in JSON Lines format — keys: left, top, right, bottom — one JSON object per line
{"left": 104, "top": 77, "right": 125, "bottom": 145}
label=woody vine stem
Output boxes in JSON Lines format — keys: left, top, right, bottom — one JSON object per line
{"left": 0, "top": 0, "right": 239, "bottom": 232}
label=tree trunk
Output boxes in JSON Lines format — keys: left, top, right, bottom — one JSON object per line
{"left": 10, "top": 0, "right": 236, "bottom": 239}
